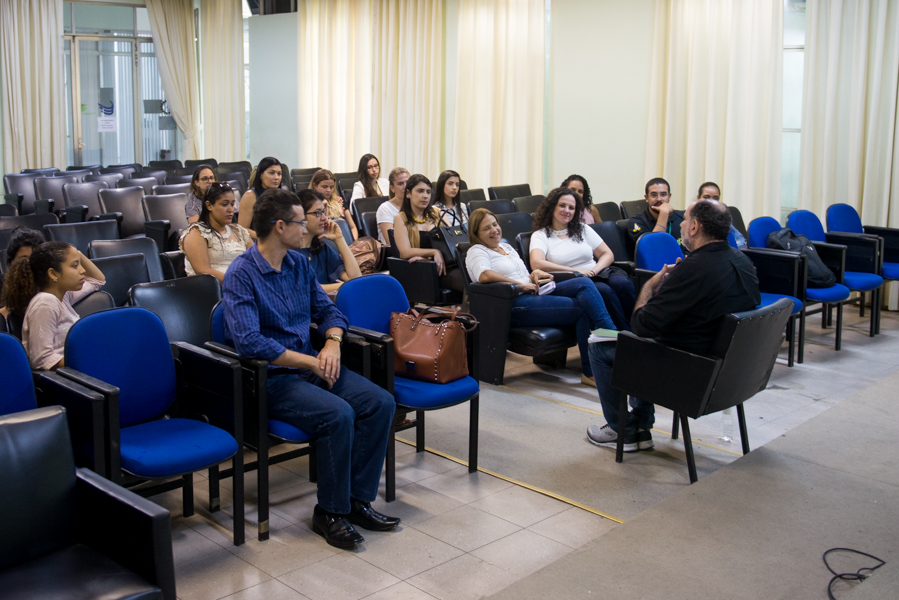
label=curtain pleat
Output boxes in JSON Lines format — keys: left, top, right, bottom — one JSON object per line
{"left": 200, "top": 0, "right": 246, "bottom": 161}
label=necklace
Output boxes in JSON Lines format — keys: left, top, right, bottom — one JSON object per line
{"left": 551, "top": 228, "right": 568, "bottom": 237}
{"left": 412, "top": 214, "right": 428, "bottom": 224}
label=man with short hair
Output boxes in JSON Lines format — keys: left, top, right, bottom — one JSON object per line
{"left": 223, "top": 188, "right": 399, "bottom": 549}
{"left": 587, "top": 199, "right": 760, "bottom": 451}
{"left": 627, "top": 177, "right": 686, "bottom": 246}
{"left": 697, "top": 181, "right": 747, "bottom": 248}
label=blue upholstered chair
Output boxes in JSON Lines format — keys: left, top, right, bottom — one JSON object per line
{"left": 0, "top": 333, "right": 37, "bottom": 417}
{"left": 633, "top": 232, "right": 683, "bottom": 295}
{"left": 58, "top": 307, "right": 246, "bottom": 545}
{"left": 336, "top": 274, "right": 480, "bottom": 502}
{"left": 788, "top": 210, "right": 883, "bottom": 337}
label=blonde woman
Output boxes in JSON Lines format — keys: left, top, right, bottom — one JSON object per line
{"left": 309, "top": 169, "right": 358, "bottom": 240}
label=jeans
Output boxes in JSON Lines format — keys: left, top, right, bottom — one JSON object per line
{"left": 594, "top": 272, "right": 637, "bottom": 332}
{"left": 511, "top": 277, "right": 616, "bottom": 376}
{"left": 267, "top": 366, "right": 395, "bottom": 514}
{"left": 587, "top": 342, "right": 654, "bottom": 434}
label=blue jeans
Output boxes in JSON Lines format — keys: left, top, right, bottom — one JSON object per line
{"left": 587, "top": 342, "right": 654, "bottom": 434}
{"left": 511, "top": 278, "right": 616, "bottom": 376}
{"left": 267, "top": 366, "right": 395, "bottom": 514}
{"left": 594, "top": 272, "right": 636, "bottom": 332}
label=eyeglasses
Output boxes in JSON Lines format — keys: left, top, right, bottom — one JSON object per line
{"left": 273, "top": 219, "right": 307, "bottom": 228}
{"left": 307, "top": 209, "right": 326, "bottom": 218}
{"left": 198, "top": 176, "right": 216, "bottom": 182}
{"left": 207, "top": 182, "right": 232, "bottom": 190}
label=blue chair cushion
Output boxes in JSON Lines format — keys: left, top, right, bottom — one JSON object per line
{"left": 120, "top": 418, "right": 238, "bottom": 478}
{"left": 826, "top": 204, "right": 864, "bottom": 234}
{"left": 787, "top": 210, "right": 827, "bottom": 242}
{"left": 748, "top": 216, "right": 782, "bottom": 249}
{"left": 843, "top": 271, "right": 883, "bottom": 292}
{"left": 267, "top": 419, "right": 314, "bottom": 443}
{"left": 882, "top": 262, "right": 899, "bottom": 280}
{"left": 393, "top": 375, "right": 479, "bottom": 409}
{"left": 635, "top": 233, "right": 684, "bottom": 271}
{"left": 805, "top": 284, "right": 850, "bottom": 303}
{"left": 759, "top": 292, "right": 802, "bottom": 315}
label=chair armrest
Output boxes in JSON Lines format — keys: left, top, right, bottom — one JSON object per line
{"left": 863, "top": 226, "right": 899, "bottom": 263}
{"left": 5, "top": 193, "right": 23, "bottom": 212}
{"left": 387, "top": 256, "right": 442, "bottom": 304}
{"left": 310, "top": 322, "right": 372, "bottom": 379}
{"left": 57, "top": 367, "right": 122, "bottom": 481}
{"left": 825, "top": 232, "right": 880, "bottom": 273}
{"left": 58, "top": 205, "right": 88, "bottom": 223}
{"left": 610, "top": 332, "right": 722, "bottom": 418}
{"left": 34, "top": 198, "right": 55, "bottom": 214}
{"left": 76, "top": 468, "right": 176, "bottom": 600}
{"left": 741, "top": 248, "right": 805, "bottom": 299}
{"left": 467, "top": 282, "right": 521, "bottom": 299}
{"left": 633, "top": 268, "right": 657, "bottom": 296}
{"left": 549, "top": 271, "right": 582, "bottom": 283}
{"left": 171, "top": 342, "right": 243, "bottom": 443}
{"left": 811, "top": 241, "right": 846, "bottom": 283}
{"left": 144, "top": 219, "right": 171, "bottom": 254}
{"left": 612, "top": 261, "right": 636, "bottom": 277}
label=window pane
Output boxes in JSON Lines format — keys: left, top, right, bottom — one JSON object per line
{"left": 74, "top": 3, "right": 134, "bottom": 36}
{"left": 64, "top": 3, "right": 72, "bottom": 34}
{"left": 140, "top": 41, "right": 180, "bottom": 162}
{"left": 64, "top": 39, "right": 74, "bottom": 166}
{"left": 136, "top": 8, "right": 152, "bottom": 37}
{"left": 783, "top": 50, "right": 804, "bottom": 129}
{"left": 784, "top": 0, "right": 806, "bottom": 46}
{"left": 781, "top": 131, "right": 801, "bottom": 211}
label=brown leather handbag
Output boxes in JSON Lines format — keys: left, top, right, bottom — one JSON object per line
{"left": 349, "top": 236, "right": 386, "bottom": 274}
{"left": 390, "top": 308, "right": 478, "bottom": 383}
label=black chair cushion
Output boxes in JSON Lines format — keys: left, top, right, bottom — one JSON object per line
{"left": 507, "top": 326, "right": 576, "bottom": 353}
{"left": 0, "top": 543, "right": 162, "bottom": 600}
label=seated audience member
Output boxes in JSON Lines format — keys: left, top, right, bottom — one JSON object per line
{"left": 238, "top": 156, "right": 283, "bottom": 235}
{"left": 3, "top": 241, "right": 105, "bottom": 370}
{"left": 433, "top": 170, "right": 469, "bottom": 226}
{"left": 180, "top": 182, "right": 253, "bottom": 283}
{"left": 392, "top": 173, "right": 465, "bottom": 293}
{"left": 296, "top": 189, "right": 362, "bottom": 295}
{"left": 1, "top": 227, "right": 47, "bottom": 319}
{"left": 376, "top": 167, "right": 409, "bottom": 245}
{"left": 350, "top": 153, "right": 389, "bottom": 208}
{"left": 698, "top": 182, "right": 746, "bottom": 248}
{"left": 561, "top": 174, "right": 600, "bottom": 224}
{"left": 310, "top": 169, "right": 358, "bottom": 240}
{"left": 223, "top": 188, "right": 399, "bottom": 549}
{"left": 185, "top": 164, "right": 217, "bottom": 224}
{"left": 467, "top": 208, "right": 617, "bottom": 385}
{"left": 628, "top": 177, "right": 685, "bottom": 246}
{"left": 529, "top": 188, "right": 636, "bottom": 333}
{"left": 586, "top": 200, "right": 760, "bottom": 451}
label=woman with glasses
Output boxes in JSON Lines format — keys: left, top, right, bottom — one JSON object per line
{"left": 180, "top": 182, "right": 253, "bottom": 284}
{"left": 309, "top": 169, "right": 358, "bottom": 240}
{"left": 297, "top": 189, "right": 361, "bottom": 296}
{"left": 185, "top": 164, "right": 217, "bottom": 224}
{"left": 238, "top": 157, "right": 283, "bottom": 234}
{"left": 349, "top": 153, "right": 389, "bottom": 208}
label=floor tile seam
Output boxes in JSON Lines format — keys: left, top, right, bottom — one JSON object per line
{"left": 358, "top": 582, "right": 440, "bottom": 600}
{"left": 275, "top": 553, "right": 398, "bottom": 594}
{"left": 349, "top": 534, "right": 465, "bottom": 581}
{"left": 209, "top": 575, "right": 275, "bottom": 600}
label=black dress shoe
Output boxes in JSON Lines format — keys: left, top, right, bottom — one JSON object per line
{"left": 347, "top": 498, "right": 401, "bottom": 531}
{"left": 312, "top": 505, "right": 364, "bottom": 549}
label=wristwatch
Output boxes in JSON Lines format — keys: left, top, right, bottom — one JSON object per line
{"left": 327, "top": 333, "right": 343, "bottom": 344}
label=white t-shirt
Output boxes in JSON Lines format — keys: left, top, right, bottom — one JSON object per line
{"left": 530, "top": 226, "right": 604, "bottom": 270}
{"left": 350, "top": 178, "right": 389, "bottom": 206}
{"left": 465, "top": 243, "right": 531, "bottom": 285}
{"left": 375, "top": 201, "right": 401, "bottom": 245}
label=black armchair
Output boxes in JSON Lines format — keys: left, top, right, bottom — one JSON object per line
{"left": 488, "top": 183, "right": 531, "bottom": 200}
{"left": 386, "top": 229, "right": 463, "bottom": 306}
{"left": 620, "top": 199, "right": 648, "bottom": 219}
{"left": 45, "top": 220, "right": 120, "bottom": 256}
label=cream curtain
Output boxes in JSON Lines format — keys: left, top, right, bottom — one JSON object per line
{"left": 147, "top": 0, "right": 202, "bottom": 160}
{"left": 644, "top": 0, "right": 782, "bottom": 221}
{"left": 800, "top": 0, "right": 899, "bottom": 227}
{"left": 0, "top": 0, "right": 66, "bottom": 173}
{"left": 200, "top": 0, "right": 246, "bottom": 161}
{"left": 299, "top": 0, "right": 372, "bottom": 172}
{"left": 371, "top": 0, "right": 442, "bottom": 178}
{"left": 450, "top": 0, "right": 544, "bottom": 193}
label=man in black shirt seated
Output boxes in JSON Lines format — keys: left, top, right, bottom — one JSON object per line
{"left": 628, "top": 177, "right": 685, "bottom": 247}
{"left": 587, "top": 199, "right": 760, "bottom": 452}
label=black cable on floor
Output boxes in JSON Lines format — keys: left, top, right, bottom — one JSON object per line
{"left": 823, "top": 547, "right": 885, "bottom": 600}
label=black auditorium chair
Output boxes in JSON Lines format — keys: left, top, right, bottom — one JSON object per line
{"left": 89, "top": 237, "right": 165, "bottom": 282}
{"left": 45, "top": 220, "right": 120, "bottom": 256}
{"left": 488, "top": 183, "right": 531, "bottom": 201}
{"left": 63, "top": 180, "right": 111, "bottom": 220}
{"left": 512, "top": 195, "right": 544, "bottom": 215}
{"left": 55, "top": 168, "right": 92, "bottom": 182}
{"left": 143, "top": 193, "right": 189, "bottom": 252}
{"left": 67, "top": 165, "right": 102, "bottom": 175}
{"left": 100, "top": 165, "right": 138, "bottom": 178}
{"left": 0, "top": 213, "right": 59, "bottom": 237}
{"left": 72, "top": 290, "right": 116, "bottom": 318}
{"left": 173, "top": 168, "right": 194, "bottom": 177}
{"left": 98, "top": 187, "right": 152, "bottom": 239}
{"left": 470, "top": 199, "right": 515, "bottom": 215}
{"left": 20, "top": 167, "right": 59, "bottom": 175}
{"left": 165, "top": 174, "right": 193, "bottom": 185}
{"left": 148, "top": 159, "right": 182, "bottom": 175}
{"left": 222, "top": 179, "right": 246, "bottom": 202}
{"left": 352, "top": 196, "right": 388, "bottom": 231}
{"left": 332, "top": 171, "right": 356, "bottom": 183}
{"left": 620, "top": 199, "right": 648, "bottom": 219}
{"left": 386, "top": 230, "right": 462, "bottom": 306}
{"left": 610, "top": 298, "right": 793, "bottom": 483}
{"left": 153, "top": 182, "right": 191, "bottom": 196}
{"left": 140, "top": 170, "right": 169, "bottom": 186}
{"left": 596, "top": 201, "right": 624, "bottom": 223}
{"left": 217, "top": 169, "right": 249, "bottom": 191}
{"left": 0, "top": 405, "right": 177, "bottom": 600}
{"left": 34, "top": 175, "right": 83, "bottom": 221}
{"left": 0, "top": 203, "right": 17, "bottom": 218}
{"left": 130, "top": 275, "right": 221, "bottom": 346}
{"left": 338, "top": 178, "right": 357, "bottom": 197}
{"left": 4, "top": 172, "right": 41, "bottom": 214}
{"left": 590, "top": 221, "right": 636, "bottom": 274}
{"left": 219, "top": 161, "right": 252, "bottom": 175}
{"left": 341, "top": 189, "right": 353, "bottom": 210}
{"left": 84, "top": 172, "right": 124, "bottom": 189}
{"left": 361, "top": 212, "right": 380, "bottom": 240}
{"left": 185, "top": 159, "right": 218, "bottom": 170}
{"left": 291, "top": 167, "right": 320, "bottom": 179}
{"left": 456, "top": 242, "right": 580, "bottom": 385}
{"left": 90, "top": 253, "right": 150, "bottom": 306}
{"left": 459, "top": 188, "right": 486, "bottom": 204}
{"left": 494, "top": 212, "right": 533, "bottom": 255}
{"left": 118, "top": 176, "right": 158, "bottom": 197}
{"left": 160, "top": 251, "right": 187, "bottom": 280}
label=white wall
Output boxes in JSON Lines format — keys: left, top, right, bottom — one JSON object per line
{"left": 548, "top": 0, "right": 655, "bottom": 203}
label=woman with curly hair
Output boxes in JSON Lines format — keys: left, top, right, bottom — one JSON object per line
{"left": 1, "top": 227, "right": 47, "bottom": 319}
{"left": 3, "top": 241, "right": 105, "bottom": 370}
{"left": 561, "top": 174, "right": 600, "bottom": 224}
{"left": 309, "top": 169, "right": 358, "bottom": 240}
{"left": 530, "top": 187, "right": 636, "bottom": 346}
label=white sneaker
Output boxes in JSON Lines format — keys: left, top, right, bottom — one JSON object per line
{"left": 587, "top": 424, "right": 637, "bottom": 452}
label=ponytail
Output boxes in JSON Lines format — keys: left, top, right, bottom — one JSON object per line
{"left": 1, "top": 241, "right": 73, "bottom": 316}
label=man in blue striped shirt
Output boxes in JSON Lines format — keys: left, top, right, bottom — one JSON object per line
{"left": 223, "top": 188, "right": 399, "bottom": 549}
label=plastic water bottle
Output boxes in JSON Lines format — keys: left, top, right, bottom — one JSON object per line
{"left": 720, "top": 408, "right": 734, "bottom": 443}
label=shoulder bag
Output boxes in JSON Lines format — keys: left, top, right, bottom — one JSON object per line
{"left": 390, "top": 307, "right": 478, "bottom": 383}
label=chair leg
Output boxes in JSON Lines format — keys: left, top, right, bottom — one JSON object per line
{"left": 257, "top": 440, "right": 270, "bottom": 542}
{"left": 798, "top": 308, "right": 806, "bottom": 363}
{"left": 208, "top": 465, "right": 220, "bottom": 512}
{"left": 786, "top": 316, "right": 795, "bottom": 367}
{"left": 821, "top": 306, "right": 828, "bottom": 329}
{"left": 671, "top": 412, "right": 679, "bottom": 440}
{"left": 416, "top": 410, "right": 426, "bottom": 452}
{"left": 859, "top": 291, "right": 866, "bottom": 317}
{"left": 232, "top": 448, "right": 245, "bottom": 546}
{"left": 735, "top": 403, "right": 750, "bottom": 455}
{"left": 835, "top": 302, "right": 843, "bottom": 351}
{"left": 468, "top": 396, "right": 479, "bottom": 473}
{"left": 876, "top": 287, "right": 882, "bottom": 334}
{"left": 386, "top": 422, "right": 396, "bottom": 502}
{"left": 309, "top": 442, "right": 318, "bottom": 483}
{"left": 680, "top": 415, "right": 698, "bottom": 484}
{"left": 182, "top": 473, "right": 194, "bottom": 517}
{"left": 615, "top": 394, "right": 628, "bottom": 463}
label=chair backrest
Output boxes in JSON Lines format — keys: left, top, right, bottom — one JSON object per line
{"left": 353, "top": 196, "right": 388, "bottom": 223}
{"left": 291, "top": 167, "right": 320, "bottom": 179}
{"left": 152, "top": 182, "right": 191, "bottom": 196}
{"left": 68, "top": 164, "right": 102, "bottom": 175}
{"left": 66, "top": 307, "right": 176, "bottom": 428}
{"left": 174, "top": 167, "right": 194, "bottom": 176}
{"left": 185, "top": 158, "right": 218, "bottom": 170}
{"left": 333, "top": 218, "right": 354, "bottom": 244}
{"left": 786, "top": 210, "right": 826, "bottom": 242}
{"left": 45, "top": 220, "right": 119, "bottom": 255}
{"left": 118, "top": 176, "right": 157, "bottom": 196}
{"left": 335, "top": 274, "right": 409, "bottom": 334}
{"left": 0, "top": 204, "right": 15, "bottom": 219}
{"left": 100, "top": 166, "right": 138, "bottom": 178}
{"left": 596, "top": 201, "right": 624, "bottom": 222}
{"left": 89, "top": 237, "right": 164, "bottom": 282}
{"left": 517, "top": 231, "right": 534, "bottom": 269}
{"left": 512, "top": 195, "right": 544, "bottom": 215}
{"left": 590, "top": 221, "right": 629, "bottom": 262}
{"left": 71, "top": 290, "right": 116, "bottom": 318}
{"left": 165, "top": 174, "right": 193, "bottom": 185}
{"left": 129, "top": 275, "right": 222, "bottom": 346}
{"left": 0, "top": 333, "right": 37, "bottom": 416}
{"left": 726, "top": 206, "right": 748, "bottom": 238}
{"left": 219, "top": 171, "right": 248, "bottom": 192}
{"left": 361, "top": 212, "right": 380, "bottom": 239}
{"left": 89, "top": 253, "right": 150, "bottom": 305}
{"left": 4, "top": 173, "right": 40, "bottom": 214}
{"left": 332, "top": 171, "right": 357, "bottom": 182}
{"left": 34, "top": 175, "right": 78, "bottom": 206}
{"left": 338, "top": 178, "right": 357, "bottom": 196}
{"left": 495, "top": 212, "right": 534, "bottom": 253}
{"left": 148, "top": 160, "right": 183, "bottom": 175}
{"left": 747, "top": 216, "right": 782, "bottom": 248}
{"left": 470, "top": 199, "right": 515, "bottom": 215}
{"left": 20, "top": 167, "right": 59, "bottom": 175}
{"left": 0, "top": 213, "right": 59, "bottom": 236}
{"left": 826, "top": 204, "right": 864, "bottom": 234}
{"left": 84, "top": 172, "right": 124, "bottom": 188}
{"left": 219, "top": 161, "right": 252, "bottom": 174}
{"left": 221, "top": 179, "right": 246, "bottom": 203}
{"left": 459, "top": 188, "right": 486, "bottom": 204}
{"left": 210, "top": 301, "right": 227, "bottom": 344}
{"left": 139, "top": 169, "right": 168, "bottom": 186}
{"left": 143, "top": 193, "right": 189, "bottom": 231}
{"left": 620, "top": 199, "right": 648, "bottom": 219}
{"left": 161, "top": 251, "right": 187, "bottom": 279}
{"left": 727, "top": 231, "right": 738, "bottom": 248}
{"left": 55, "top": 169, "right": 91, "bottom": 182}
{"left": 488, "top": 183, "right": 531, "bottom": 201}
{"left": 63, "top": 180, "right": 108, "bottom": 216}
{"left": 455, "top": 242, "right": 474, "bottom": 287}
{"left": 98, "top": 187, "right": 147, "bottom": 238}
{"left": 634, "top": 232, "right": 684, "bottom": 271}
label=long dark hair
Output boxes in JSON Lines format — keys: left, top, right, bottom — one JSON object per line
{"left": 189, "top": 164, "right": 216, "bottom": 198}
{"left": 400, "top": 174, "right": 439, "bottom": 226}
{"left": 196, "top": 182, "right": 236, "bottom": 246}
{"left": 356, "top": 153, "right": 380, "bottom": 198}
{"left": 533, "top": 187, "right": 585, "bottom": 242}
{"left": 561, "top": 174, "right": 593, "bottom": 207}
{"left": 251, "top": 157, "right": 282, "bottom": 197}
{"left": 433, "top": 170, "right": 461, "bottom": 208}
{"left": 298, "top": 189, "right": 325, "bottom": 255}
{"left": 1, "top": 241, "right": 73, "bottom": 316}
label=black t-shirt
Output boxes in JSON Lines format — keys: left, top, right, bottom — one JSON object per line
{"left": 627, "top": 206, "right": 686, "bottom": 245}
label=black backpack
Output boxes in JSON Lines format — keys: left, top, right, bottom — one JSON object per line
{"left": 766, "top": 228, "right": 836, "bottom": 288}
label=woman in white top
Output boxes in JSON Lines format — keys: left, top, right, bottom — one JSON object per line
{"left": 376, "top": 167, "right": 409, "bottom": 245}
{"left": 465, "top": 208, "right": 616, "bottom": 384}
{"left": 180, "top": 181, "right": 253, "bottom": 283}
{"left": 350, "top": 153, "right": 389, "bottom": 208}
{"left": 3, "top": 241, "right": 105, "bottom": 370}
{"left": 433, "top": 169, "right": 469, "bottom": 227}
{"left": 529, "top": 187, "right": 636, "bottom": 332}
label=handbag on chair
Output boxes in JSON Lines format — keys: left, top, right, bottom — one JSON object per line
{"left": 390, "top": 307, "right": 477, "bottom": 383}
{"left": 425, "top": 224, "right": 468, "bottom": 267}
